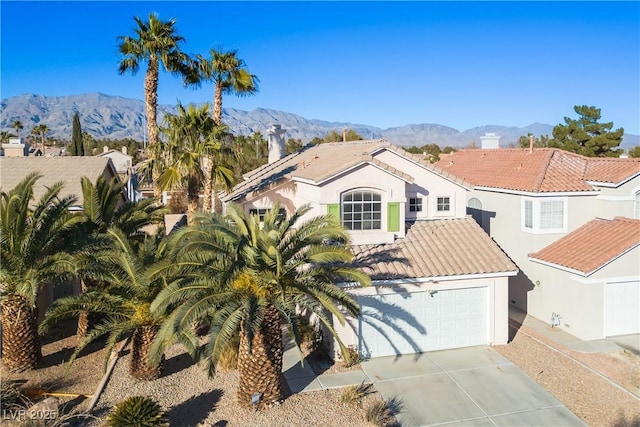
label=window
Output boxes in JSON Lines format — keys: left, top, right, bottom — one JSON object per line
{"left": 437, "top": 196, "right": 450, "bottom": 212}
{"left": 524, "top": 199, "right": 533, "bottom": 229}
{"left": 249, "top": 208, "right": 286, "bottom": 222}
{"left": 409, "top": 197, "right": 422, "bottom": 212}
{"left": 522, "top": 197, "right": 567, "bottom": 233}
{"left": 467, "top": 197, "right": 483, "bottom": 226}
{"left": 342, "top": 191, "right": 382, "bottom": 230}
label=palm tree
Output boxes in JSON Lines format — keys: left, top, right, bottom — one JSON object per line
{"left": 156, "top": 102, "right": 233, "bottom": 222}
{"left": 151, "top": 204, "right": 370, "bottom": 407}
{"left": 31, "top": 123, "right": 49, "bottom": 155}
{"left": 11, "top": 120, "right": 24, "bottom": 138}
{"left": 40, "top": 229, "right": 178, "bottom": 380}
{"left": 1, "top": 131, "right": 11, "bottom": 144}
{"left": 74, "top": 176, "right": 165, "bottom": 337}
{"left": 117, "top": 13, "right": 191, "bottom": 198}
{"left": 0, "top": 174, "right": 82, "bottom": 372}
{"left": 193, "top": 48, "right": 259, "bottom": 125}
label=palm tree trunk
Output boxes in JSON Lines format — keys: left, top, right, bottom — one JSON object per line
{"left": 129, "top": 325, "right": 163, "bottom": 380}
{"left": 1, "top": 295, "right": 42, "bottom": 372}
{"left": 145, "top": 59, "right": 161, "bottom": 200}
{"left": 237, "top": 305, "right": 284, "bottom": 408}
{"left": 187, "top": 175, "right": 199, "bottom": 224}
{"left": 202, "top": 158, "right": 213, "bottom": 213}
{"left": 213, "top": 83, "right": 223, "bottom": 125}
{"left": 76, "top": 279, "right": 102, "bottom": 339}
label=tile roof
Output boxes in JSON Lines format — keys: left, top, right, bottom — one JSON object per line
{"left": 529, "top": 217, "right": 640, "bottom": 276}
{"left": 224, "top": 140, "right": 467, "bottom": 202}
{"left": 0, "top": 157, "right": 117, "bottom": 206}
{"left": 351, "top": 218, "right": 518, "bottom": 280}
{"left": 435, "top": 148, "right": 640, "bottom": 193}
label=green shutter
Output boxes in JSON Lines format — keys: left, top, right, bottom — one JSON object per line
{"left": 327, "top": 203, "right": 340, "bottom": 220}
{"left": 387, "top": 202, "right": 400, "bottom": 232}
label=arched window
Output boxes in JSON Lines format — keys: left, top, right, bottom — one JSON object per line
{"left": 467, "top": 197, "right": 483, "bottom": 225}
{"left": 342, "top": 190, "right": 382, "bottom": 230}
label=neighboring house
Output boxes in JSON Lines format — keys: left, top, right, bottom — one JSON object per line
{"left": 98, "top": 146, "right": 139, "bottom": 201}
{"left": 0, "top": 156, "right": 122, "bottom": 318}
{"left": 435, "top": 144, "right": 640, "bottom": 340}
{"left": 223, "top": 125, "right": 518, "bottom": 358}
{"left": 1, "top": 137, "right": 42, "bottom": 157}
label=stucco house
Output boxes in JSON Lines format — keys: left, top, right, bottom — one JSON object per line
{"left": 435, "top": 145, "right": 640, "bottom": 340}
{"left": 222, "top": 125, "right": 518, "bottom": 358}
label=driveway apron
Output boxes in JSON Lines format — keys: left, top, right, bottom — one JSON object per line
{"left": 361, "top": 346, "right": 585, "bottom": 427}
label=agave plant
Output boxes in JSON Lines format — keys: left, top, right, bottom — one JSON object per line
{"left": 105, "top": 395, "right": 168, "bottom": 427}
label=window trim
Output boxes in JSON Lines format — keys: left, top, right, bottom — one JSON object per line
{"left": 408, "top": 196, "right": 423, "bottom": 213}
{"left": 341, "top": 190, "right": 383, "bottom": 231}
{"left": 521, "top": 196, "right": 568, "bottom": 234}
{"left": 434, "top": 195, "right": 453, "bottom": 216}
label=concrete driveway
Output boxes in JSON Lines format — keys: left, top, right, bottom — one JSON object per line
{"left": 360, "top": 346, "right": 585, "bottom": 426}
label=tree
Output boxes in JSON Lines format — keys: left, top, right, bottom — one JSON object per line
{"left": 70, "top": 112, "right": 84, "bottom": 156}
{"left": 286, "top": 138, "right": 303, "bottom": 155}
{"left": 628, "top": 146, "right": 640, "bottom": 158}
{"left": 73, "top": 176, "right": 165, "bottom": 337}
{"left": 549, "top": 105, "right": 624, "bottom": 157}
{"left": 517, "top": 133, "right": 550, "bottom": 149}
{"left": 1, "top": 131, "right": 11, "bottom": 144}
{"left": 156, "top": 103, "right": 233, "bottom": 221}
{"left": 421, "top": 143, "right": 442, "bottom": 163}
{"left": 32, "top": 123, "right": 49, "bottom": 156}
{"left": 40, "top": 229, "right": 178, "bottom": 380}
{"left": 1, "top": 174, "right": 81, "bottom": 372}
{"left": 118, "top": 13, "right": 192, "bottom": 198}
{"left": 151, "top": 204, "right": 370, "bottom": 408}
{"left": 11, "top": 120, "right": 23, "bottom": 138}
{"left": 311, "top": 129, "right": 364, "bottom": 144}
{"left": 192, "top": 48, "right": 259, "bottom": 125}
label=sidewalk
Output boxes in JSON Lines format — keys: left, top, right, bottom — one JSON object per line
{"left": 282, "top": 341, "right": 370, "bottom": 394}
{"left": 508, "top": 305, "right": 639, "bottom": 354}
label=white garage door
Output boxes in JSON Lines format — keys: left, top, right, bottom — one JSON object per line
{"left": 358, "top": 287, "right": 488, "bottom": 358}
{"left": 605, "top": 281, "right": 640, "bottom": 337}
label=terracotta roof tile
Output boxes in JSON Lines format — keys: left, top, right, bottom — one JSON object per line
{"left": 351, "top": 218, "right": 518, "bottom": 280}
{"left": 529, "top": 217, "right": 640, "bottom": 275}
{"left": 434, "top": 148, "right": 640, "bottom": 193}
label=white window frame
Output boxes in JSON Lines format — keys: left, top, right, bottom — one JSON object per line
{"left": 341, "top": 190, "right": 383, "bottom": 231}
{"left": 521, "top": 196, "right": 568, "bottom": 234}
{"left": 408, "top": 196, "right": 423, "bottom": 213}
{"left": 434, "top": 195, "right": 453, "bottom": 217}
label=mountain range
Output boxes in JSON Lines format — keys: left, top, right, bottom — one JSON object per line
{"left": 2, "top": 93, "right": 638, "bottom": 149}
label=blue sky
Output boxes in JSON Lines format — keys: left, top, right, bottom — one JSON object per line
{"left": 1, "top": 1, "right": 639, "bottom": 134}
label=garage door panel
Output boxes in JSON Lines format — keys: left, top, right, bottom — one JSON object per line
{"left": 358, "top": 287, "right": 488, "bottom": 358}
{"left": 605, "top": 281, "right": 640, "bottom": 337}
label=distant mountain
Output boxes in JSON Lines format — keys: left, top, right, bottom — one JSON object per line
{"left": 2, "top": 93, "right": 638, "bottom": 149}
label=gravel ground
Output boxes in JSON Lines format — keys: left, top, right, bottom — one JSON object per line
{"left": 91, "top": 342, "right": 384, "bottom": 427}
{"left": 494, "top": 323, "right": 640, "bottom": 426}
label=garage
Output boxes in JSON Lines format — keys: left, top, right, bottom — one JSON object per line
{"left": 358, "top": 286, "right": 488, "bottom": 358}
{"left": 605, "top": 281, "right": 640, "bottom": 337}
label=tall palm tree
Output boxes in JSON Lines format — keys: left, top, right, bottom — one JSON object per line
{"left": 0, "top": 174, "right": 82, "bottom": 372}
{"left": 31, "top": 123, "right": 49, "bottom": 156}
{"left": 156, "top": 102, "right": 233, "bottom": 222}
{"left": 11, "top": 120, "right": 24, "bottom": 138}
{"left": 193, "top": 48, "right": 259, "bottom": 125}
{"left": 74, "top": 176, "right": 165, "bottom": 337}
{"left": 151, "top": 204, "right": 370, "bottom": 407}
{"left": 40, "top": 229, "right": 178, "bottom": 380}
{"left": 117, "top": 13, "right": 191, "bottom": 198}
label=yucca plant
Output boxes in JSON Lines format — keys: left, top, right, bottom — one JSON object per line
{"left": 151, "top": 203, "right": 370, "bottom": 408}
{"left": 1, "top": 173, "right": 82, "bottom": 372}
{"left": 104, "top": 396, "right": 168, "bottom": 427}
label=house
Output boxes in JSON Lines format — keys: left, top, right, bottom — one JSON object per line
{"left": 1, "top": 137, "right": 42, "bottom": 157}
{"left": 435, "top": 144, "right": 640, "bottom": 340}
{"left": 98, "top": 146, "right": 138, "bottom": 201}
{"left": 222, "top": 125, "right": 518, "bottom": 358}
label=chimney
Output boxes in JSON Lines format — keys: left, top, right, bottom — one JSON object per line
{"left": 122, "top": 145, "right": 128, "bottom": 156}
{"left": 103, "top": 145, "right": 109, "bottom": 153}
{"left": 480, "top": 133, "right": 500, "bottom": 149}
{"left": 529, "top": 135, "right": 534, "bottom": 153}
{"left": 267, "top": 124, "right": 286, "bottom": 164}
{"left": 342, "top": 128, "right": 347, "bottom": 142}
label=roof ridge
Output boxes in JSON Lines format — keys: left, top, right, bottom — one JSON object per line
{"left": 531, "top": 148, "right": 557, "bottom": 191}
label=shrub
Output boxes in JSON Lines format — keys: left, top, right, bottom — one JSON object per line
{"left": 343, "top": 345, "right": 362, "bottom": 368}
{"left": 365, "top": 397, "right": 402, "bottom": 427}
{"left": 340, "top": 383, "right": 373, "bottom": 404}
{"left": 104, "top": 396, "right": 168, "bottom": 427}
{"left": 218, "top": 333, "right": 240, "bottom": 371}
